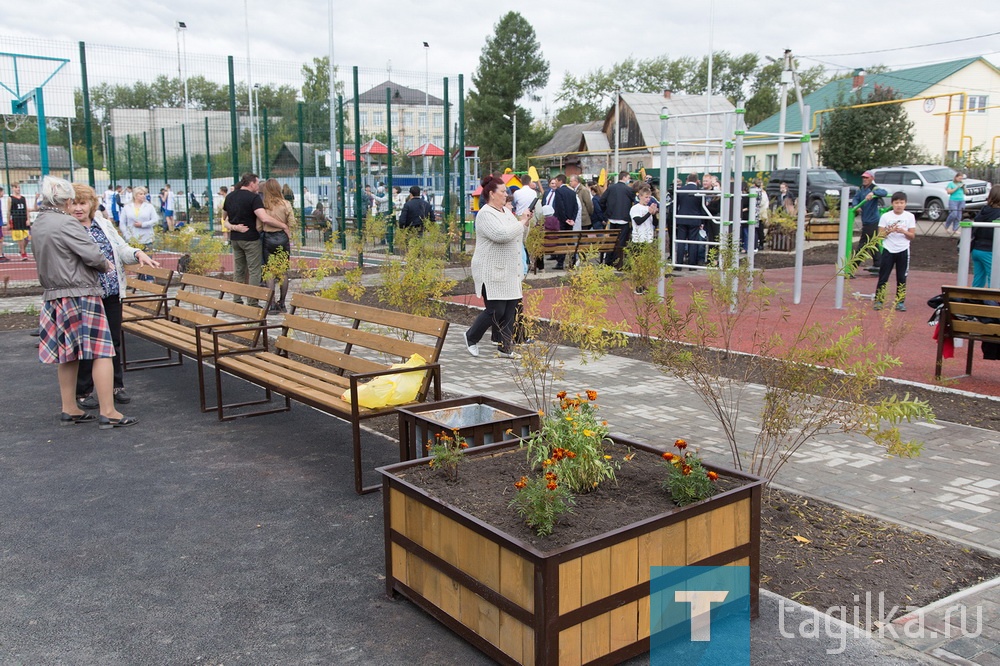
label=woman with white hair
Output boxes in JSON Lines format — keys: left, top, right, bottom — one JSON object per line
{"left": 32, "top": 176, "right": 138, "bottom": 429}
{"left": 118, "top": 185, "right": 158, "bottom": 248}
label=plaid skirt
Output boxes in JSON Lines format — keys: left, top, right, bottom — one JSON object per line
{"left": 38, "top": 295, "right": 116, "bottom": 364}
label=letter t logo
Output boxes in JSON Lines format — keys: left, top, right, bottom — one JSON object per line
{"left": 674, "top": 590, "right": 729, "bottom": 641}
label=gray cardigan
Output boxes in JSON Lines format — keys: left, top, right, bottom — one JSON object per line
{"left": 471, "top": 204, "right": 527, "bottom": 301}
{"left": 32, "top": 209, "right": 110, "bottom": 301}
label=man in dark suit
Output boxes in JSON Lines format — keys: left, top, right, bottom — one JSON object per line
{"left": 675, "top": 173, "right": 705, "bottom": 267}
{"left": 546, "top": 174, "right": 578, "bottom": 269}
{"left": 599, "top": 171, "right": 635, "bottom": 268}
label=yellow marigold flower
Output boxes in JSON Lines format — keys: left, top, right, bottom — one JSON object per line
{"left": 583, "top": 429, "right": 595, "bottom": 437}
{"left": 586, "top": 390, "right": 598, "bottom": 401}
{"left": 565, "top": 416, "right": 574, "bottom": 421}
{"left": 542, "top": 458, "right": 554, "bottom": 467}
{"left": 604, "top": 455, "right": 612, "bottom": 460}
{"left": 505, "top": 428, "right": 514, "bottom": 434}
{"left": 537, "top": 410, "right": 545, "bottom": 417}
{"left": 682, "top": 464, "right": 692, "bottom": 476}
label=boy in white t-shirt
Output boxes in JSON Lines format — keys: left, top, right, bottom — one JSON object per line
{"left": 873, "top": 191, "right": 916, "bottom": 312}
{"left": 627, "top": 185, "right": 659, "bottom": 294}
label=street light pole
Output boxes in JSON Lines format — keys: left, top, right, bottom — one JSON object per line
{"left": 423, "top": 41, "right": 429, "bottom": 192}
{"left": 503, "top": 113, "right": 516, "bottom": 170}
{"left": 243, "top": 0, "right": 258, "bottom": 174}
{"left": 176, "top": 21, "right": 192, "bottom": 193}
{"left": 777, "top": 49, "right": 791, "bottom": 169}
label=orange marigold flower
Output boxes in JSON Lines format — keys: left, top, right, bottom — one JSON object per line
{"left": 662, "top": 452, "right": 675, "bottom": 461}
{"left": 566, "top": 451, "right": 577, "bottom": 458}
{"left": 459, "top": 442, "right": 469, "bottom": 449}
{"left": 586, "top": 389, "right": 598, "bottom": 401}
{"left": 537, "top": 410, "right": 545, "bottom": 417}
{"left": 675, "top": 439, "right": 688, "bottom": 450}
{"left": 505, "top": 427, "right": 514, "bottom": 434}
{"left": 542, "top": 458, "right": 554, "bottom": 467}
{"left": 682, "top": 464, "right": 692, "bottom": 476}
{"left": 624, "top": 452, "right": 636, "bottom": 461}
{"left": 514, "top": 477, "right": 527, "bottom": 489}
{"left": 602, "top": 421, "right": 608, "bottom": 426}
{"left": 707, "top": 471, "right": 719, "bottom": 481}
{"left": 544, "top": 471, "right": 557, "bottom": 481}
{"left": 556, "top": 391, "right": 567, "bottom": 399}
{"left": 547, "top": 482, "right": 558, "bottom": 491}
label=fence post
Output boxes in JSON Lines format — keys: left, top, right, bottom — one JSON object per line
{"left": 143, "top": 131, "right": 150, "bottom": 190}
{"left": 182, "top": 124, "right": 190, "bottom": 222}
{"left": 458, "top": 74, "right": 465, "bottom": 253}
{"left": 108, "top": 134, "right": 116, "bottom": 184}
{"left": 79, "top": 41, "right": 95, "bottom": 188}
{"left": 443, "top": 76, "right": 450, "bottom": 222}
{"left": 205, "top": 117, "right": 213, "bottom": 231}
{"left": 228, "top": 55, "right": 239, "bottom": 184}
{"left": 298, "top": 101, "right": 306, "bottom": 247}
{"left": 161, "top": 128, "right": 167, "bottom": 185}
{"left": 337, "top": 93, "right": 346, "bottom": 250}
{"left": 262, "top": 107, "right": 269, "bottom": 179}
{"left": 126, "top": 135, "right": 134, "bottom": 188}
{"left": 386, "top": 86, "right": 394, "bottom": 254}
{"left": 353, "top": 66, "right": 363, "bottom": 267}
{"left": 2, "top": 125, "right": 10, "bottom": 191}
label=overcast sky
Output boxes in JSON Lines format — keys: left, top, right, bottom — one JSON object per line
{"left": 3, "top": 0, "right": 999, "bottom": 119}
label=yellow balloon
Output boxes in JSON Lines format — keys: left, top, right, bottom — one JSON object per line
{"left": 503, "top": 167, "right": 512, "bottom": 174}
{"left": 639, "top": 167, "right": 647, "bottom": 181}
{"left": 528, "top": 165, "right": 540, "bottom": 183}
{"left": 598, "top": 168, "right": 607, "bottom": 187}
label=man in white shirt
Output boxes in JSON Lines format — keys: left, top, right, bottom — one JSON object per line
{"left": 512, "top": 174, "right": 538, "bottom": 215}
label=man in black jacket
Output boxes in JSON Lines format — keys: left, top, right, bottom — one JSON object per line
{"left": 599, "top": 171, "right": 635, "bottom": 268}
{"left": 398, "top": 185, "right": 435, "bottom": 231}
{"left": 675, "top": 174, "right": 705, "bottom": 267}
{"left": 544, "top": 174, "right": 579, "bottom": 269}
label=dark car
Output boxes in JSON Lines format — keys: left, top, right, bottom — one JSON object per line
{"left": 765, "top": 168, "right": 855, "bottom": 218}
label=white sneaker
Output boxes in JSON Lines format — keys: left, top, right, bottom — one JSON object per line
{"left": 497, "top": 350, "right": 521, "bottom": 359}
{"left": 464, "top": 332, "right": 479, "bottom": 357}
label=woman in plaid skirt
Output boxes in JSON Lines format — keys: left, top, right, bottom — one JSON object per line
{"left": 32, "top": 176, "right": 138, "bottom": 429}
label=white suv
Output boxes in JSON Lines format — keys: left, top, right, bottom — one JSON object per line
{"left": 870, "top": 165, "right": 990, "bottom": 222}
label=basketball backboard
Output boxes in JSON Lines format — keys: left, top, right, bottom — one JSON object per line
{"left": 0, "top": 50, "right": 76, "bottom": 119}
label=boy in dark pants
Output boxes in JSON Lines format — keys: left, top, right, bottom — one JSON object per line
{"left": 873, "top": 192, "right": 916, "bottom": 311}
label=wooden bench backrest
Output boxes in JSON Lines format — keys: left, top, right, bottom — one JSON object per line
{"left": 276, "top": 293, "right": 449, "bottom": 391}
{"left": 170, "top": 273, "right": 272, "bottom": 337}
{"left": 942, "top": 285, "right": 1000, "bottom": 339}
{"left": 578, "top": 229, "right": 620, "bottom": 253}
{"left": 540, "top": 230, "right": 584, "bottom": 254}
{"left": 122, "top": 266, "right": 175, "bottom": 318}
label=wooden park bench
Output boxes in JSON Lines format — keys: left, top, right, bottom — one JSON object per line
{"left": 935, "top": 285, "right": 1000, "bottom": 379}
{"left": 208, "top": 293, "right": 449, "bottom": 494}
{"left": 121, "top": 273, "right": 273, "bottom": 412}
{"left": 120, "top": 265, "right": 175, "bottom": 322}
{"left": 533, "top": 228, "right": 621, "bottom": 272}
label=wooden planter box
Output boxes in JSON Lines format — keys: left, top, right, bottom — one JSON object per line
{"left": 806, "top": 220, "right": 840, "bottom": 241}
{"left": 767, "top": 229, "right": 795, "bottom": 251}
{"left": 380, "top": 436, "right": 763, "bottom": 666}
{"left": 397, "top": 395, "right": 540, "bottom": 460}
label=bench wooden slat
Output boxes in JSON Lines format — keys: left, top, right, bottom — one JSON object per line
{"left": 290, "top": 292, "right": 449, "bottom": 339}
{"left": 182, "top": 273, "right": 272, "bottom": 302}
{"left": 251, "top": 352, "right": 352, "bottom": 388}
{"left": 174, "top": 290, "right": 265, "bottom": 320}
{"left": 282, "top": 313, "right": 439, "bottom": 362}
{"left": 946, "top": 303, "right": 1000, "bottom": 319}
{"left": 950, "top": 321, "right": 1000, "bottom": 337}
{"left": 219, "top": 353, "right": 351, "bottom": 395}
{"left": 276, "top": 336, "right": 388, "bottom": 376}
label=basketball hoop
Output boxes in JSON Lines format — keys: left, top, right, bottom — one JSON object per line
{"left": 2, "top": 113, "right": 30, "bottom": 133}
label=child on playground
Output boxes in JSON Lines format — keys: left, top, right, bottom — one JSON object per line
{"left": 873, "top": 191, "right": 916, "bottom": 312}
{"left": 628, "top": 185, "right": 658, "bottom": 294}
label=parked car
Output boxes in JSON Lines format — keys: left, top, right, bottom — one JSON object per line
{"left": 765, "top": 168, "right": 855, "bottom": 218}
{"left": 869, "top": 165, "right": 990, "bottom": 222}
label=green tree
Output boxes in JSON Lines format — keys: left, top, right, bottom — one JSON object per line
{"left": 300, "top": 56, "right": 345, "bottom": 145}
{"left": 818, "top": 84, "right": 917, "bottom": 173}
{"left": 744, "top": 61, "right": 828, "bottom": 127}
{"left": 466, "top": 11, "right": 549, "bottom": 170}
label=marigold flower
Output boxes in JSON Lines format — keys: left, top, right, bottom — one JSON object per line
{"left": 675, "top": 439, "right": 688, "bottom": 450}
{"left": 586, "top": 390, "right": 598, "bottom": 401}
{"left": 566, "top": 451, "right": 576, "bottom": 459}
{"left": 662, "top": 452, "right": 675, "bottom": 461}
{"left": 538, "top": 410, "right": 545, "bottom": 417}
{"left": 583, "top": 429, "right": 595, "bottom": 437}
{"left": 544, "top": 471, "right": 557, "bottom": 481}
{"left": 542, "top": 458, "right": 553, "bottom": 467}
{"left": 707, "top": 471, "right": 719, "bottom": 481}
{"left": 514, "top": 477, "right": 527, "bottom": 489}
{"left": 459, "top": 442, "right": 468, "bottom": 449}
{"left": 505, "top": 428, "right": 514, "bottom": 434}
{"left": 624, "top": 452, "right": 635, "bottom": 461}
{"left": 556, "top": 391, "right": 567, "bottom": 399}
{"left": 602, "top": 421, "right": 608, "bottom": 426}
{"left": 682, "top": 464, "right": 692, "bottom": 476}
{"left": 565, "top": 416, "right": 574, "bottom": 421}
{"left": 604, "top": 455, "right": 612, "bottom": 460}
{"left": 547, "top": 482, "right": 558, "bottom": 491}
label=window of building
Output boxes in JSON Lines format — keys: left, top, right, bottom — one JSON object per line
{"left": 791, "top": 153, "right": 801, "bottom": 167}
{"left": 433, "top": 113, "right": 443, "bottom": 128}
{"left": 637, "top": 161, "right": 643, "bottom": 170}
{"left": 360, "top": 111, "right": 369, "bottom": 126}
{"left": 405, "top": 136, "right": 416, "bottom": 150}
{"left": 765, "top": 154, "right": 777, "bottom": 170}
{"left": 404, "top": 112, "right": 413, "bottom": 127}
{"left": 626, "top": 161, "right": 633, "bottom": 172}
{"left": 619, "top": 127, "right": 628, "bottom": 145}
{"left": 372, "top": 111, "right": 383, "bottom": 126}
{"left": 960, "top": 95, "right": 989, "bottom": 113}
{"left": 419, "top": 112, "right": 427, "bottom": 129}
{"left": 744, "top": 156, "right": 757, "bottom": 171}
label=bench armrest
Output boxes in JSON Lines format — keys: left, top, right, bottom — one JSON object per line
{"left": 203, "top": 319, "right": 272, "bottom": 358}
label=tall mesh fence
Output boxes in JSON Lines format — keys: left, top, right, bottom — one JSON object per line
{"left": 0, "top": 35, "right": 474, "bottom": 255}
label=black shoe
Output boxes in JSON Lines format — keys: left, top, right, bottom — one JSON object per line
{"left": 29, "top": 327, "right": 40, "bottom": 337}
{"left": 98, "top": 415, "right": 140, "bottom": 430}
{"left": 76, "top": 394, "right": 100, "bottom": 410}
{"left": 113, "top": 388, "right": 131, "bottom": 404}
{"left": 61, "top": 411, "right": 97, "bottom": 426}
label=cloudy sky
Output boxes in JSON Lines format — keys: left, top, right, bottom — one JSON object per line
{"left": 3, "top": 0, "right": 998, "bottom": 118}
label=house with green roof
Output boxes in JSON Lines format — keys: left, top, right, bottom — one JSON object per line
{"left": 744, "top": 57, "right": 1000, "bottom": 171}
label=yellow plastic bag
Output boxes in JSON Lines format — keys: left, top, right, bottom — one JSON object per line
{"left": 342, "top": 353, "right": 428, "bottom": 408}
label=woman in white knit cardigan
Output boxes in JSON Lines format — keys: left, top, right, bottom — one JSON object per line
{"left": 464, "top": 175, "right": 532, "bottom": 358}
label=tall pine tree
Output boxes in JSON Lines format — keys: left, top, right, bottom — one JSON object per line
{"left": 819, "top": 85, "right": 917, "bottom": 173}
{"left": 466, "top": 12, "right": 548, "bottom": 171}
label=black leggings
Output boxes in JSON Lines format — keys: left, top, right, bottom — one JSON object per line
{"left": 77, "top": 295, "right": 124, "bottom": 395}
{"left": 875, "top": 249, "right": 909, "bottom": 303}
{"left": 467, "top": 285, "right": 518, "bottom": 354}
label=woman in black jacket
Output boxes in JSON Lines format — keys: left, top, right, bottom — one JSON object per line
{"left": 971, "top": 184, "right": 1000, "bottom": 288}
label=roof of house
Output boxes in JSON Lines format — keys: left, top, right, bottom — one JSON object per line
{"left": 750, "top": 57, "right": 988, "bottom": 135}
{"left": 581, "top": 130, "right": 610, "bottom": 152}
{"left": 352, "top": 80, "right": 446, "bottom": 106}
{"left": 534, "top": 120, "right": 603, "bottom": 157}
{"left": 0, "top": 143, "right": 71, "bottom": 170}
{"left": 613, "top": 92, "right": 735, "bottom": 147}
{"left": 275, "top": 142, "right": 321, "bottom": 166}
